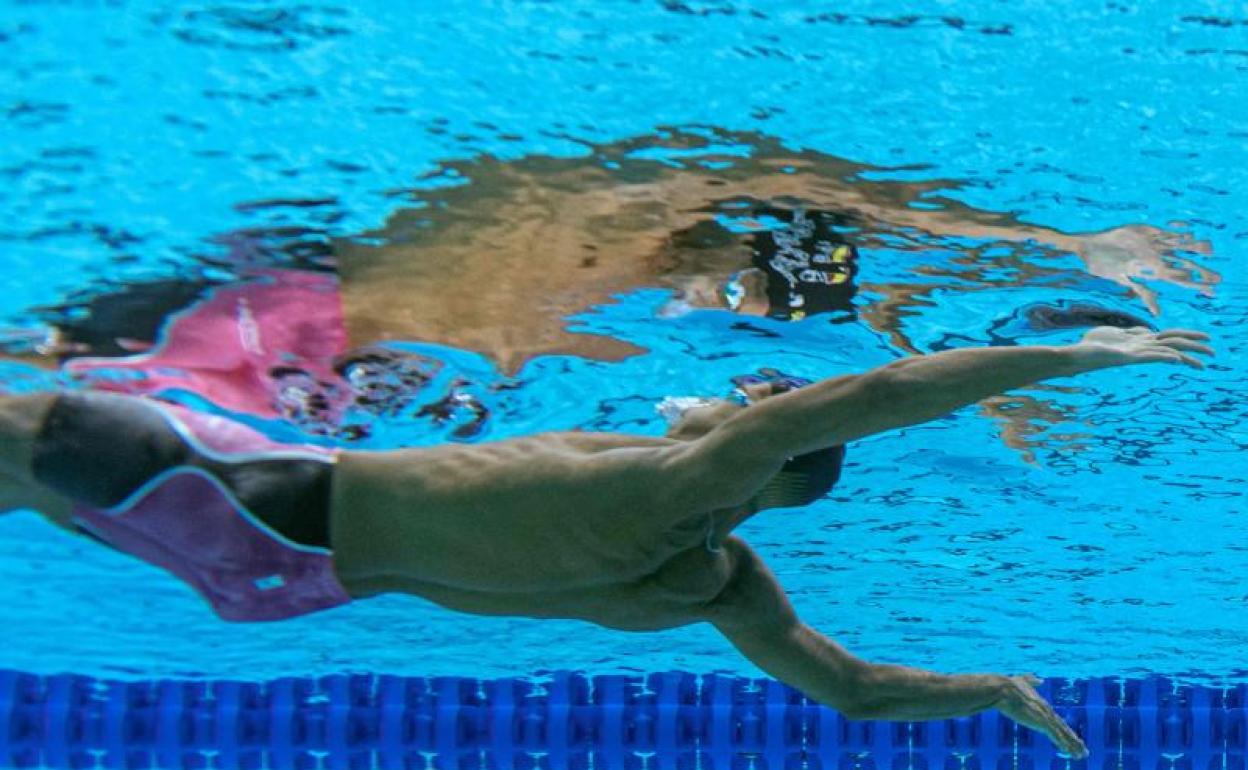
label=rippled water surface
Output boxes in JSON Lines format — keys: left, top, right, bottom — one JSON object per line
{"left": 0, "top": 1, "right": 1244, "bottom": 682}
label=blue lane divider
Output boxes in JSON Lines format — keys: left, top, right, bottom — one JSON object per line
{"left": 2, "top": 670, "right": 1246, "bottom": 770}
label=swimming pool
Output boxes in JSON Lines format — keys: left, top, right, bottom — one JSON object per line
{"left": 0, "top": 1, "right": 1244, "bottom": 767}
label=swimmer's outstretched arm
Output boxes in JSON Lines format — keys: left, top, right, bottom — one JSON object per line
{"left": 702, "top": 537, "right": 1089, "bottom": 756}
{"left": 697, "top": 327, "right": 1213, "bottom": 464}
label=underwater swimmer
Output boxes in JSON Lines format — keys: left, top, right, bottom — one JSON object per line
{"left": 0, "top": 326, "right": 1215, "bottom": 757}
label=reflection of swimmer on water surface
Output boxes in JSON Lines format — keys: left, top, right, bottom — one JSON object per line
{"left": 5, "top": 129, "right": 1216, "bottom": 379}
{"left": 5, "top": 276, "right": 1158, "bottom": 467}
{"left": 0, "top": 270, "right": 490, "bottom": 442}
{"left": 338, "top": 128, "right": 1218, "bottom": 372}
{"left": 1, "top": 129, "right": 1217, "bottom": 455}
{"left": 660, "top": 207, "right": 1158, "bottom": 331}
{"left": 1, "top": 210, "right": 1177, "bottom": 460}
{"left": 340, "top": 128, "right": 1197, "bottom": 466}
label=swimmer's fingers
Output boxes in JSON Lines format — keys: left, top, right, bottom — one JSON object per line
{"left": 741, "top": 380, "right": 803, "bottom": 403}
{"left": 997, "top": 675, "right": 1089, "bottom": 759}
{"left": 1155, "top": 266, "right": 1214, "bottom": 294}
{"left": 1163, "top": 231, "right": 1214, "bottom": 256}
{"left": 1149, "top": 331, "right": 1215, "bottom": 368}
{"left": 741, "top": 382, "right": 779, "bottom": 403}
{"left": 1158, "top": 256, "right": 1221, "bottom": 289}
{"left": 1155, "top": 329, "right": 1211, "bottom": 342}
{"left": 1140, "top": 225, "right": 1212, "bottom": 256}
{"left": 1139, "top": 347, "right": 1205, "bottom": 370}
{"left": 1155, "top": 337, "right": 1215, "bottom": 357}
{"left": 1169, "top": 352, "right": 1206, "bottom": 370}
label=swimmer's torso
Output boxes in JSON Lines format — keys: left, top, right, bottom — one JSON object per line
{"left": 329, "top": 433, "right": 732, "bottom": 603}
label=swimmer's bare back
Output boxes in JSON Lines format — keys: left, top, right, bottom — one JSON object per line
{"left": 0, "top": 327, "right": 1214, "bottom": 757}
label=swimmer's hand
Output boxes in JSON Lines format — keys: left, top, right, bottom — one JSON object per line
{"left": 995, "top": 674, "right": 1089, "bottom": 759}
{"left": 1074, "top": 225, "right": 1219, "bottom": 315}
{"left": 1074, "top": 326, "right": 1214, "bottom": 370}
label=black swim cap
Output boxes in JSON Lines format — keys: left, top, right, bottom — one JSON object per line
{"left": 746, "top": 207, "right": 859, "bottom": 321}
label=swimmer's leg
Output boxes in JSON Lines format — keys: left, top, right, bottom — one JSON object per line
{"left": 0, "top": 393, "right": 76, "bottom": 525}
{"left": 0, "top": 393, "right": 59, "bottom": 486}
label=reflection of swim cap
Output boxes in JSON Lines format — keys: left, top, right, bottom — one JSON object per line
{"left": 747, "top": 207, "right": 859, "bottom": 321}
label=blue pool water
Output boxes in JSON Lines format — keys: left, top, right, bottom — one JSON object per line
{"left": 1, "top": 0, "right": 1245, "bottom": 698}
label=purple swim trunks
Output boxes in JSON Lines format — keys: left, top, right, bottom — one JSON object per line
{"left": 59, "top": 402, "right": 352, "bottom": 622}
